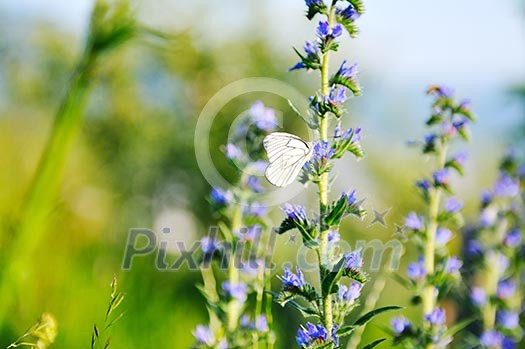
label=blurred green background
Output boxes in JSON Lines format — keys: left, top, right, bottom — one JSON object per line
{"left": 0, "top": 0, "right": 523, "bottom": 348}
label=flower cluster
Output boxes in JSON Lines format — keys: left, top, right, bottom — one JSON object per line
{"left": 460, "top": 150, "right": 524, "bottom": 348}
{"left": 276, "top": 1, "right": 400, "bottom": 348}
{"left": 393, "top": 86, "right": 475, "bottom": 347}
{"left": 193, "top": 101, "right": 277, "bottom": 349}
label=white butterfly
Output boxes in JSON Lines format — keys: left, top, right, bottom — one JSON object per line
{"left": 263, "top": 132, "right": 313, "bottom": 187}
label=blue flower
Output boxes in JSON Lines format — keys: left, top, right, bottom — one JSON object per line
{"left": 444, "top": 197, "right": 463, "bottom": 214}
{"left": 407, "top": 258, "right": 426, "bottom": 280}
{"left": 341, "top": 190, "right": 357, "bottom": 205}
{"left": 430, "top": 85, "right": 454, "bottom": 98}
{"left": 312, "top": 141, "right": 335, "bottom": 161}
{"left": 283, "top": 203, "right": 308, "bottom": 222}
{"left": 243, "top": 202, "right": 267, "bottom": 218}
{"left": 467, "top": 240, "right": 483, "bottom": 256}
{"left": 337, "top": 3, "right": 360, "bottom": 21}
{"left": 193, "top": 325, "right": 215, "bottom": 345}
{"left": 326, "top": 86, "right": 348, "bottom": 104}
{"left": 416, "top": 179, "right": 431, "bottom": 191}
{"left": 332, "top": 24, "right": 343, "bottom": 38}
{"left": 201, "top": 236, "right": 219, "bottom": 255}
{"left": 503, "top": 229, "right": 522, "bottom": 248}
{"left": 246, "top": 176, "right": 264, "bottom": 193}
{"left": 225, "top": 143, "right": 242, "bottom": 160}
{"left": 470, "top": 287, "right": 487, "bottom": 306}
{"left": 336, "top": 60, "right": 358, "bottom": 79}
{"left": 304, "top": 40, "right": 318, "bottom": 55}
{"left": 493, "top": 174, "right": 519, "bottom": 198}
{"left": 452, "top": 116, "right": 469, "bottom": 132}
{"left": 210, "top": 187, "right": 233, "bottom": 206}
{"left": 327, "top": 229, "right": 340, "bottom": 243}
{"left": 222, "top": 281, "right": 248, "bottom": 302}
{"left": 237, "top": 225, "right": 261, "bottom": 242}
{"left": 497, "top": 311, "right": 519, "bottom": 330}
{"left": 279, "top": 267, "right": 307, "bottom": 289}
{"left": 334, "top": 124, "right": 353, "bottom": 141}
{"left": 255, "top": 315, "right": 269, "bottom": 332}
{"left": 305, "top": 0, "right": 324, "bottom": 6}
{"left": 249, "top": 101, "right": 278, "bottom": 131}
{"left": 344, "top": 250, "right": 363, "bottom": 269}
{"left": 452, "top": 151, "right": 469, "bottom": 167}
{"left": 503, "top": 337, "right": 517, "bottom": 349}
{"left": 296, "top": 322, "right": 329, "bottom": 347}
{"left": 424, "top": 133, "right": 437, "bottom": 150}
{"left": 480, "top": 330, "right": 503, "bottom": 347}
{"left": 391, "top": 317, "right": 411, "bottom": 334}
{"left": 338, "top": 283, "right": 362, "bottom": 302}
{"left": 405, "top": 212, "right": 424, "bottom": 231}
{"left": 497, "top": 280, "right": 516, "bottom": 300}
{"left": 425, "top": 308, "right": 446, "bottom": 326}
{"left": 289, "top": 62, "right": 306, "bottom": 71}
{"left": 433, "top": 168, "right": 450, "bottom": 186}
{"left": 444, "top": 256, "right": 462, "bottom": 274}
{"left": 435, "top": 227, "right": 452, "bottom": 245}
{"left": 317, "top": 21, "right": 330, "bottom": 37}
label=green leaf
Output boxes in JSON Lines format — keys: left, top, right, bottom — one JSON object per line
{"left": 336, "top": 325, "right": 355, "bottom": 338}
{"left": 442, "top": 319, "right": 475, "bottom": 338}
{"left": 283, "top": 299, "right": 319, "bottom": 318}
{"left": 353, "top": 306, "right": 403, "bottom": 327}
{"left": 360, "top": 338, "right": 386, "bottom": 349}
{"left": 321, "top": 257, "right": 347, "bottom": 295}
{"left": 288, "top": 100, "right": 318, "bottom": 130}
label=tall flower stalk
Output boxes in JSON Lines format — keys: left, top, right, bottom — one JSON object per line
{"left": 193, "top": 102, "right": 277, "bottom": 349}
{"left": 461, "top": 150, "right": 524, "bottom": 348}
{"left": 391, "top": 86, "right": 475, "bottom": 348}
{"left": 275, "top": 1, "right": 399, "bottom": 348}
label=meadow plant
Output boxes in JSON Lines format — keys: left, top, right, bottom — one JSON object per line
{"left": 460, "top": 151, "right": 524, "bottom": 348}
{"left": 192, "top": 102, "right": 277, "bottom": 349}
{"left": 7, "top": 313, "right": 57, "bottom": 349}
{"left": 391, "top": 87, "right": 475, "bottom": 348}
{"left": 272, "top": 1, "right": 400, "bottom": 348}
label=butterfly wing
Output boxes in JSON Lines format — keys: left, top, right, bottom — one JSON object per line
{"left": 263, "top": 132, "right": 311, "bottom": 187}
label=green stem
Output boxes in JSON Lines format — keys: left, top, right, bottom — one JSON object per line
{"left": 422, "top": 145, "right": 447, "bottom": 349}
{"left": 0, "top": 54, "right": 96, "bottom": 326}
{"left": 226, "top": 204, "right": 242, "bottom": 332}
{"left": 317, "top": 5, "right": 336, "bottom": 347}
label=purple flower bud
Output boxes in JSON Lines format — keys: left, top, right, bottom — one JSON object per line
{"left": 332, "top": 24, "right": 343, "bottom": 38}
{"left": 391, "top": 317, "right": 411, "bottom": 334}
{"left": 222, "top": 281, "right": 248, "bottom": 302}
{"left": 338, "top": 283, "right": 362, "bottom": 302}
{"left": 452, "top": 116, "right": 469, "bottom": 131}
{"left": 470, "top": 287, "right": 487, "bottom": 306}
{"left": 283, "top": 203, "right": 308, "bottom": 222}
{"left": 405, "top": 212, "right": 424, "bottom": 231}
{"left": 341, "top": 190, "right": 357, "bottom": 205}
{"left": 255, "top": 315, "right": 269, "bottom": 332}
{"left": 497, "top": 280, "right": 516, "bottom": 300}
{"left": 445, "top": 256, "right": 462, "bottom": 274}
{"left": 480, "top": 330, "right": 503, "bottom": 347}
{"left": 436, "top": 227, "right": 452, "bottom": 245}
{"left": 201, "top": 236, "right": 219, "bottom": 255}
{"left": 327, "top": 86, "right": 348, "bottom": 104}
{"left": 425, "top": 308, "right": 446, "bottom": 326}
{"left": 296, "top": 322, "right": 329, "bottom": 346}
{"left": 444, "top": 197, "right": 463, "bottom": 214}
{"left": 431, "top": 86, "right": 454, "bottom": 98}
{"left": 250, "top": 101, "right": 278, "bottom": 131}
{"left": 337, "top": 3, "right": 360, "bottom": 21}
{"left": 305, "top": 0, "right": 324, "bottom": 7}
{"left": 336, "top": 60, "right": 358, "bottom": 80}
{"left": 289, "top": 62, "right": 306, "bottom": 71}
{"left": 243, "top": 202, "right": 267, "bottom": 218}
{"left": 416, "top": 179, "right": 431, "bottom": 191}
{"left": 503, "top": 229, "right": 522, "bottom": 248}
{"left": 225, "top": 143, "right": 242, "bottom": 160}
{"left": 193, "top": 325, "right": 215, "bottom": 345}
{"left": 344, "top": 250, "right": 363, "bottom": 269}
{"left": 452, "top": 151, "right": 469, "bottom": 167}
{"left": 467, "top": 240, "right": 483, "bottom": 256}
{"left": 433, "top": 168, "right": 450, "bottom": 186}
{"left": 312, "top": 141, "right": 335, "bottom": 161}
{"left": 246, "top": 176, "right": 264, "bottom": 193}
{"left": 317, "top": 21, "right": 330, "bottom": 37}
{"left": 304, "top": 40, "right": 318, "bottom": 55}
{"left": 497, "top": 311, "right": 519, "bottom": 329}
{"left": 210, "top": 187, "right": 233, "bottom": 206}
{"left": 279, "top": 267, "right": 307, "bottom": 289}
{"left": 407, "top": 258, "right": 426, "bottom": 280}
{"left": 327, "top": 229, "right": 340, "bottom": 243}
{"left": 493, "top": 174, "right": 520, "bottom": 198}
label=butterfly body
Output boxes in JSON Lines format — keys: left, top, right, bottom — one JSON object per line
{"left": 263, "top": 132, "right": 312, "bottom": 187}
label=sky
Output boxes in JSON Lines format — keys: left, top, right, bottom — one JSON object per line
{"left": 2, "top": 0, "right": 524, "bottom": 148}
